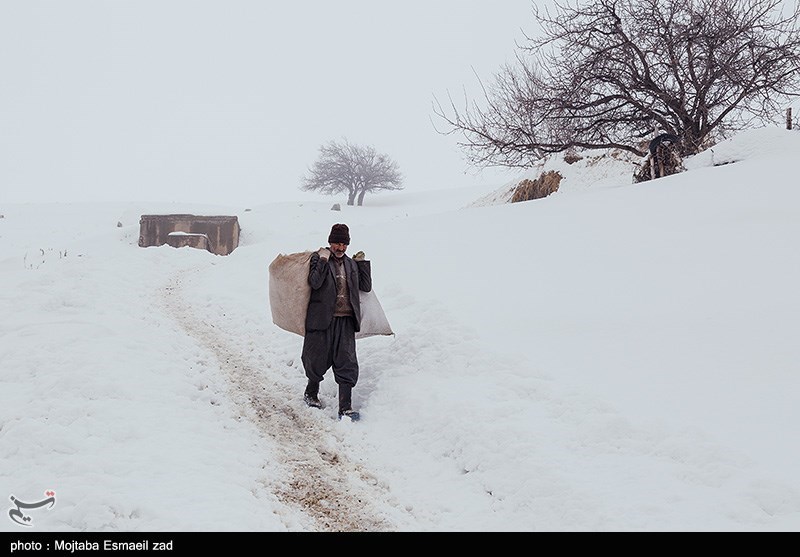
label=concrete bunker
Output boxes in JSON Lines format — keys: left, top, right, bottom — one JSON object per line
{"left": 138, "top": 214, "right": 240, "bottom": 255}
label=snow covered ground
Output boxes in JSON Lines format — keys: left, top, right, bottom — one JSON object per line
{"left": 2, "top": 127, "right": 799, "bottom": 531}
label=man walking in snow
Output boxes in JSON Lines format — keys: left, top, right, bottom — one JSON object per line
{"left": 302, "top": 223, "right": 371, "bottom": 421}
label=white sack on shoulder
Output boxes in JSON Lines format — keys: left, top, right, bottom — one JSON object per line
{"left": 356, "top": 289, "right": 394, "bottom": 340}
{"left": 268, "top": 251, "right": 312, "bottom": 337}
{"left": 268, "top": 251, "right": 394, "bottom": 339}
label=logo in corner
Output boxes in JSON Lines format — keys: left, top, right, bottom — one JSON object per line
{"left": 8, "top": 491, "right": 56, "bottom": 527}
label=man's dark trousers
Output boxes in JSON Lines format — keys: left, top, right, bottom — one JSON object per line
{"left": 302, "top": 316, "right": 359, "bottom": 412}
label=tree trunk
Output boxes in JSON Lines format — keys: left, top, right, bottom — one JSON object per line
{"left": 357, "top": 190, "right": 366, "bottom": 206}
{"left": 347, "top": 191, "right": 356, "bottom": 206}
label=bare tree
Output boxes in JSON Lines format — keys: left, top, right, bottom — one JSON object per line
{"left": 433, "top": 0, "right": 800, "bottom": 167}
{"left": 301, "top": 139, "right": 403, "bottom": 206}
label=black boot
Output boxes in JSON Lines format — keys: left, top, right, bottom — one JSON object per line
{"left": 304, "top": 380, "right": 322, "bottom": 409}
{"left": 337, "top": 384, "right": 359, "bottom": 421}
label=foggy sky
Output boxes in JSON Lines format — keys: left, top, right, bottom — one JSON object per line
{"left": 1, "top": 1, "right": 535, "bottom": 205}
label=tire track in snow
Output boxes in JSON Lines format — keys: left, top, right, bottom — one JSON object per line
{"left": 160, "top": 274, "right": 395, "bottom": 532}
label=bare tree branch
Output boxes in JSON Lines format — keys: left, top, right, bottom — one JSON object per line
{"left": 433, "top": 0, "right": 800, "bottom": 167}
{"left": 301, "top": 139, "right": 404, "bottom": 206}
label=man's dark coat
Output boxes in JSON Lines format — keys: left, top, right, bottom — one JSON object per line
{"left": 305, "top": 253, "right": 372, "bottom": 332}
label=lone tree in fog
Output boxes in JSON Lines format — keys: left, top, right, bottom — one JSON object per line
{"left": 301, "top": 139, "right": 404, "bottom": 206}
{"left": 433, "top": 0, "right": 800, "bottom": 166}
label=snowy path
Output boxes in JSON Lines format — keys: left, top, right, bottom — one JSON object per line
{"left": 4, "top": 177, "right": 800, "bottom": 531}
{"left": 157, "top": 245, "right": 800, "bottom": 531}
{"left": 159, "top": 272, "right": 399, "bottom": 532}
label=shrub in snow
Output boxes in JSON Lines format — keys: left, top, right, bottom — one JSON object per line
{"left": 511, "top": 171, "right": 562, "bottom": 202}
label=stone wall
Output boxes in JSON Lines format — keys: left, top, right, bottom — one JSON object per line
{"left": 138, "top": 214, "right": 240, "bottom": 255}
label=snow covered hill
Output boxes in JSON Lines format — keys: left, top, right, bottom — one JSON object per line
{"left": 2, "top": 127, "right": 799, "bottom": 532}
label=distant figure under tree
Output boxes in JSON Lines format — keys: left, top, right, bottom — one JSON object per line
{"left": 301, "top": 139, "right": 404, "bottom": 206}
{"left": 634, "top": 133, "right": 684, "bottom": 183}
